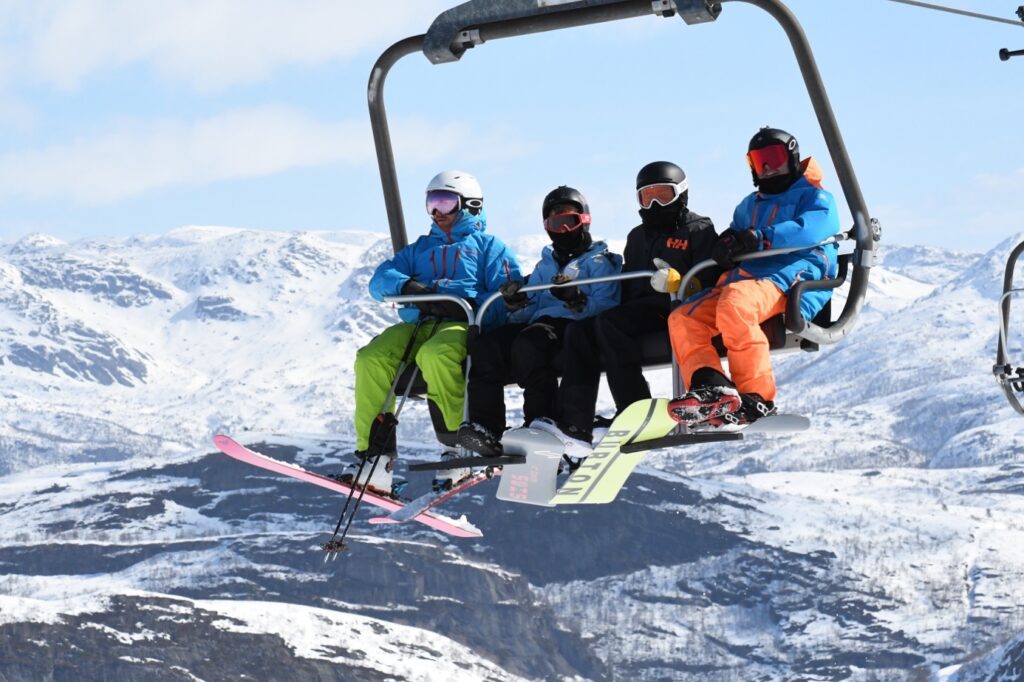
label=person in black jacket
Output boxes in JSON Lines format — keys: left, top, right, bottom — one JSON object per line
{"left": 532, "top": 161, "right": 719, "bottom": 458}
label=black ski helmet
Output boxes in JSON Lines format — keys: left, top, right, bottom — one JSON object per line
{"left": 635, "top": 161, "right": 688, "bottom": 207}
{"left": 542, "top": 185, "right": 590, "bottom": 220}
{"left": 747, "top": 127, "right": 800, "bottom": 188}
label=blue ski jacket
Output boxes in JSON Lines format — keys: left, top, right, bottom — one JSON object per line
{"left": 725, "top": 157, "right": 840, "bottom": 321}
{"left": 368, "top": 209, "right": 522, "bottom": 328}
{"left": 510, "top": 240, "right": 623, "bottom": 324}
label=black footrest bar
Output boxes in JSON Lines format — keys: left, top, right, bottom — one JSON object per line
{"left": 408, "top": 454, "right": 525, "bottom": 471}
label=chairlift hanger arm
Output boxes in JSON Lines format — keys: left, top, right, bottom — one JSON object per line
{"left": 423, "top": 0, "right": 722, "bottom": 65}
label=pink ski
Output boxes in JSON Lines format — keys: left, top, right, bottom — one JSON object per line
{"left": 212, "top": 435, "right": 482, "bottom": 539}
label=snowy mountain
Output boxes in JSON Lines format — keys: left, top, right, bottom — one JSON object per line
{"left": 2, "top": 226, "right": 1024, "bottom": 681}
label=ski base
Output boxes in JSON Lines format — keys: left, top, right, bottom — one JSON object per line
{"left": 369, "top": 468, "right": 497, "bottom": 524}
{"left": 212, "top": 435, "right": 482, "bottom": 538}
{"left": 621, "top": 413, "right": 811, "bottom": 453}
{"left": 551, "top": 398, "right": 678, "bottom": 506}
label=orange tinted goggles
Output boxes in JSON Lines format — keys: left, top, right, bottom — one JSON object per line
{"left": 747, "top": 144, "right": 790, "bottom": 178}
{"left": 637, "top": 180, "right": 687, "bottom": 209}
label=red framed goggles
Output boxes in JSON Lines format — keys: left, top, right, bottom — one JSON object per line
{"left": 637, "top": 179, "right": 688, "bottom": 209}
{"left": 426, "top": 189, "right": 461, "bottom": 216}
{"left": 544, "top": 211, "right": 592, "bottom": 234}
{"left": 747, "top": 144, "right": 790, "bottom": 179}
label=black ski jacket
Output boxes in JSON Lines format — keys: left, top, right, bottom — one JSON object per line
{"left": 620, "top": 208, "right": 719, "bottom": 306}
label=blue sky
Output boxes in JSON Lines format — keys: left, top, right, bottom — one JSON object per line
{"left": 0, "top": 0, "right": 1021, "bottom": 251}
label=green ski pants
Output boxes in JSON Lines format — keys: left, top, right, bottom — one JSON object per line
{"left": 353, "top": 321, "right": 467, "bottom": 452}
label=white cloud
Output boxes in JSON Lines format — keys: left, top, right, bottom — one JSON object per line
{"left": 3, "top": 0, "right": 449, "bottom": 91}
{"left": 0, "top": 108, "right": 536, "bottom": 204}
{"left": 0, "top": 106, "right": 372, "bottom": 203}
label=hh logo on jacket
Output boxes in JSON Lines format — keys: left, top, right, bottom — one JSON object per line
{"left": 665, "top": 238, "right": 689, "bottom": 250}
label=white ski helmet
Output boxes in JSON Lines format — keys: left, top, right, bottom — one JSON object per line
{"left": 425, "top": 170, "right": 483, "bottom": 214}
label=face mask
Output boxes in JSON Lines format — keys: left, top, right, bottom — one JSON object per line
{"left": 756, "top": 173, "right": 798, "bottom": 195}
{"left": 550, "top": 229, "right": 589, "bottom": 257}
{"left": 639, "top": 202, "right": 680, "bottom": 231}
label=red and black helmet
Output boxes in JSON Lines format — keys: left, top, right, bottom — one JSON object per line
{"left": 747, "top": 127, "right": 800, "bottom": 189}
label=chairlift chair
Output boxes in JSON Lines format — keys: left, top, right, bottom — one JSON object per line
{"left": 995, "top": 240, "right": 1024, "bottom": 415}
{"left": 368, "top": 0, "right": 880, "bottom": 444}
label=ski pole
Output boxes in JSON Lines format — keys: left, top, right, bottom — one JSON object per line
{"left": 324, "top": 314, "right": 444, "bottom": 556}
{"left": 328, "top": 315, "right": 444, "bottom": 558}
{"left": 327, "top": 315, "right": 440, "bottom": 557}
{"left": 322, "top": 314, "right": 428, "bottom": 555}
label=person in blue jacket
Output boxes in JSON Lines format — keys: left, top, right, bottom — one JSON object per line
{"left": 667, "top": 127, "right": 840, "bottom": 428}
{"left": 457, "top": 186, "right": 622, "bottom": 456}
{"left": 345, "top": 170, "right": 522, "bottom": 493}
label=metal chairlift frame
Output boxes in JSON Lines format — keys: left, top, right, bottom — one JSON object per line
{"left": 368, "top": 0, "right": 877, "bottom": 349}
{"left": 995, "top": 240, "right": 1024, "bottom": 415}
{"left": 368, "top": 0, "right": 880, "bottom": 447}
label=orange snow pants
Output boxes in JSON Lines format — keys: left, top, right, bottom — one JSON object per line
{"left": 667, "top": 276, "right": 787, "bottom": 401}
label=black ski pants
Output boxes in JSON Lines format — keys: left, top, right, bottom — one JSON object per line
{"left": 559, "top": 298, "right": 670, "bottom": 436}
{"left": 467, "top": 316, "right": 571, "bottom": 435}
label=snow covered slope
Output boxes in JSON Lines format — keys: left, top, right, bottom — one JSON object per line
{"left": 2, "top": 227, "right": 1024, "bottom": 681}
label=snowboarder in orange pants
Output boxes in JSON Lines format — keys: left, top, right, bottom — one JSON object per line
{"left": 667, "top": 127, "right": 840, "bottom": 428}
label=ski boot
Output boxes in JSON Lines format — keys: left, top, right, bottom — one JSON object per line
{"left": 700, "top": 393, "right": 777, "bottom": 431}
{"left": 431, "top": 450, "right": 473, "bottom": 492}
{"left": 530, "top": 418, "right": 593, "bottom": 460}
{"left": 457, "top": 421, "right": 503, "bottom": 457}
{"left": 338, "top": 452, "right": 394, "bottom": 496}
{"left": 591, "top": 415, "right": 614, "bottom": 445}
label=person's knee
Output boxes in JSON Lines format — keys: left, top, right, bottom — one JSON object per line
{"left": 510, "top": 333, "right": 549, "bottom": 376}
{"left": 356, "top": 341, "right": 393, "bottom": 370}
{"left": 416, "top": 343, "right": 465, "bottom": 377}
{"left": 669, "top": 306, "right": 704, "bottom": 336}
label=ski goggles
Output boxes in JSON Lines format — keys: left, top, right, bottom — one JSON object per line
{"left": 637, "top": 179, "right": 688, "bottom": 209}
{"left": 426, "top": 190, "right": 462, "bottom": 216}
{"left": 746, "top": 143, "right": 790, "bottom": 179}
{"left": 544, "top": 211, "right": 592, "bottom": 234}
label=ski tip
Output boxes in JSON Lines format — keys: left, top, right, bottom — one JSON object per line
{"left": 212, "top": 434, "right": 235, "bottom": 449}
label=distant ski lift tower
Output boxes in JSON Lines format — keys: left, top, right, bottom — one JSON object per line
{"left": 995, "top": 241, "right": 1024, "bottom": 415}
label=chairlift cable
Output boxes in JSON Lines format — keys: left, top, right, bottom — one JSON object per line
{"left": 886, "top": 0, "right": 1024, "bottom": 28}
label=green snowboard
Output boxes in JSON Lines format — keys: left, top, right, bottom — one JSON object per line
{"left": 550, "top": 398, "right": 678, "bottom": 505}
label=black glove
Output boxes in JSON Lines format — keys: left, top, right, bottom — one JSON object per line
{"left": 563, "top": 290, "right": 588, "bottom": 313}
{"left": 425, "top": 299, "right": 468, "bottom": 321}
{"left": 499, "top": 280, "right": 529, "bottom": 311}
{"left": 400, "top": 279, "right": 435, "bottom": 315}
{"left": 400, "top": 279, "right": 431, "bottom": 296}
{"left": 549, "top": 272, "right": 580, "bottom": 302}
{"left": 711, "top": 228, "right": 759, "bottom": 268}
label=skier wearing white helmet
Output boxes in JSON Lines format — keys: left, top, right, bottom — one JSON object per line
{"left": 344, "top": 170, "right": 522, "bottom": 494}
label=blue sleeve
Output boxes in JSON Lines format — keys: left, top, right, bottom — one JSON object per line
{"left": 577, "top": 252, "right": 622, "bottom": 318}
{"left": 730, "top": 198, "right": 752, "bottom": 231}
{"left": 368, "top": 240, "right": 419, "bottom": 301}
{"left": 759, "top": 190, "right": 840, "bottom": 250}
{"left": 478, "top": 237, "right": 524, "bottom": 327}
